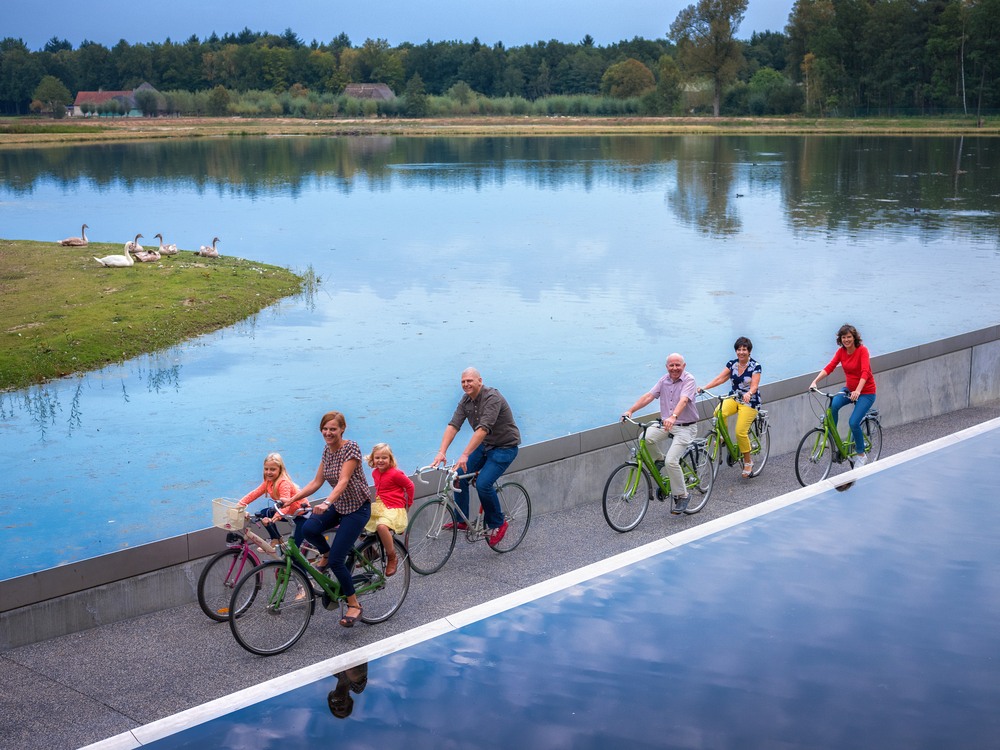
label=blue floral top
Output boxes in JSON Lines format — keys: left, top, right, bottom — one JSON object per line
{"left": 726, "top": 357, "right": 762, "bottom": 409}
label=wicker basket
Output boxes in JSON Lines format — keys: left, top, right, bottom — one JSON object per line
{"left": 211, "top": 498, "right": 247, "bottom": 531}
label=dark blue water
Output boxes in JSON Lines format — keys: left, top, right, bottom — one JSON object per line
{"left": 142, "top": 429, "right": 1000, "bottom": 749}
{"left": 2, "top": 135, "right": 999, "bottom": 578}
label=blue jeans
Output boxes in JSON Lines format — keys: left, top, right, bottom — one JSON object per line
{"left": 259, "top": 508, "right": 307, "bottom": 546}
{"left": 302, "top": 503, "right": 371, "bottom": 597}
{"left": 455, "top": 445, "right": 518, "bottom": 529}
{"left": 831, "top": 389, "right": 877, "bottom": 455}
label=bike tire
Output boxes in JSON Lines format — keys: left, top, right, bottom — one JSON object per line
{"left": 197, "top": 547, "right": 262, "bottom": 622}
{"left": 795, "top": 427, "right": 834, "bottom": 486}
{"left": 490, "top": 482, "right": 531, "bottom": 553}
{"left": 862, "top": 416, "right": 883, "bottom": 462}
{"left": 749, "top": 419, "right": 771, "bottom": 477}
{"left": 352, "top": 536, "right": 410, "bottom": 624}
{"left": 602, "top": 462, "right": 651, "bottom": 532}
{"left": 704, "top": 432, "right": 721, "bottom": 477}
{"left": 682, "top": 443, "right": 714, "bottom": 514}
{"left": 228, "top": 561, "right": 314, "bottom": 656}
{"left": 404, "top": 498, "right": 457, "bottom": 575}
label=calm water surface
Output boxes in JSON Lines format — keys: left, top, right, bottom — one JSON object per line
{"left": 1, "top": 135, "right": 998, "bottom": 578}
{"left": 140, "top": 431, "right": 1000, "bottom": 749}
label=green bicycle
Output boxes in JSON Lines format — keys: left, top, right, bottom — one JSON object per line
{"left": 602, "top": 415, "right": 714, "bottom": 532}
{"left": 227, "top": 532, "right": 410, "bottom": 656}
{"left": 794, "top": 387, "right": 883, "bottom": 486}
{"left": 699, "top": 390, "right": 771, "bottom": 479}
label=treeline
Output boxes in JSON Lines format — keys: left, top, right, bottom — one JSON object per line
{"left": 0, "top": 0, "right": 997, "bottom": 120}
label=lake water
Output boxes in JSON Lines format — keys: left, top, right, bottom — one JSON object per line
{"left": 1, "top": 135, "right": 998, "bottom": 579}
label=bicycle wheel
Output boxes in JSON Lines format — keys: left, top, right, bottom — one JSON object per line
{"left": 405, "top": 498, "right": 457, "bottom": 575}
{"left": 862, "top": 417, "right": 883, "bottom": 461}
{"left": 354, "top": 536, "right": 410, "bottom": 624}
{"left": 602, "top": 462, "right": 651, "bottom": 533}
{"left": 749, "top": 418, "right": 771, "bottom": 477}
{"left": 681, "top": 444, "right": 714, "bottom": 514}
{"left": 703, "top": 432, "right": 721, "bottom": 477}
{"left": 795, "top": 427, "right": 834, "bottom": 486}
{"left": 229, "top": 561, "right": 314, "bottom": 656}
{"left": 491, "top": 482, "right": 531, "bottom": 553}
{"left": 198, "top": 547, "right": 261, "bottom": 622}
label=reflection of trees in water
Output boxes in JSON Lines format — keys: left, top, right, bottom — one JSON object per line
{"left": 667, "top": 137, "right": 741, "bottom": 236}
{"left": 2, "top": 356, "right": 186, "bottom": 439}
{"left": 782, "top": 136, "right": 1000, "bottom": 237}
{"left": 2, "top": 385, "right": 62, "bottom": 441}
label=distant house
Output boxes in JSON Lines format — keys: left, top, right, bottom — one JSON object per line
{"left": 72, "top": 82, "right": 161, "bottom": 117}
{"left": 343, "top": 83, "right": 396, "bottom": 101}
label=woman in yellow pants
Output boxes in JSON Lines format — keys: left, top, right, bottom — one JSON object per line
{"left": 700, "top": 337, "right": 762, "bottom": 477}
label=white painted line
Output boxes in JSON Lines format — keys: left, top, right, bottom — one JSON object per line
{"left": 79, "top": 415, "right": 1000, "bottom": 749}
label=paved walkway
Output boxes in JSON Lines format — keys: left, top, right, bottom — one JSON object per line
{"left": 3, "top": 405, "right": 999, "bottom": 750}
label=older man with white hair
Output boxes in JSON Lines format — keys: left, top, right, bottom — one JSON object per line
{"left": 623, "top": 353, "right": 699, "bottom": 514}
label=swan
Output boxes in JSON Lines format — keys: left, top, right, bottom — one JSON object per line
{"left": 124, "top": 234, "right": 144, "bottom": 254}
{"left": 59, "top": 224, "right": 89, "bottom": 247}
{"left": 134, "top": 247, "right": 161, "bottom": 263}
{"left": 197, "top": 237, "right": 220, "bottom": 258}
{"left": 93, "top": 247, "right": 135, "bottom": 267}
{"left": 153, "top": 233, "right": 178, "bottom": 255}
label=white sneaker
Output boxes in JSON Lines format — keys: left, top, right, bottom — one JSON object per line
{"left": 853, "top": 453, "right": 868, "bottom": 468}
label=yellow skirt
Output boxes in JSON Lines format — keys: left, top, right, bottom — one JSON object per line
{"left": 364, "top": 499, "right": 409, "bottom": 534}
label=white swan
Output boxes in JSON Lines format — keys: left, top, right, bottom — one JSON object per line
{"left": 197, "top": 237, "right": 220, "bottom": 258}
{"left": 93, "top": 247, "right": 136, "bottom": 267}
{"left": 154, "top": 233, "right": 178, "bottom": 255}
{"left": 124, "top": 233, "right": 144, "bottom": 254}
{"left": 59, "top": 224, "right": 89, "bottom": 247}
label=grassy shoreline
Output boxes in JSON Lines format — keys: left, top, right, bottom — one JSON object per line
{"left": 1, "top": 114, "right": 998, "bottom": 146}
{"left": 0, "top": 240, "right": 306, "bottom": 392}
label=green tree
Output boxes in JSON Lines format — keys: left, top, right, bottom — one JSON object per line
{"left": 670, "top": 0, "right": 749, "bottom": 116}
{"left": 32, "top": 74, "right": 71, "bottom": 116}
{"left": 207, "top": 84, "right": 230, "bottom": 115}
{"left": 600, "top": 58, "right": 656, "bottom": 98}
{"left": 403, "top": 72, "right": 428, "bottom": 116}
{"left": 134, "top": 88, "right": 161, "bottom": 116}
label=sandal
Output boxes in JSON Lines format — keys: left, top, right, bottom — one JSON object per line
{"left": 385, "top": 556, "right": 398, "bottom": 577}
{"left": 741, "top": 461, "right": 754, "bottom": 478}
{"left": 314, "top": 555, "right": 329, "bottom": 570}
{"left": 339, "top": 604, "right": 363, "bottom": 628}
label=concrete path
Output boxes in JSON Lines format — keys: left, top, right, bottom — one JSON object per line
{"left": 3, "top": 405, "right": 998, "bottom": 750}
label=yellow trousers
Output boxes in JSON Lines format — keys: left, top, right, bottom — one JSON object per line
{"left": 719, "top": 398, "right": 758, "bottom": 455}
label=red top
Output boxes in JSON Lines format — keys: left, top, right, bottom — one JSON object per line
{"left": 372, "top": 467, "right": 415, "bottom": 509}
{"left": 825, "top": 345, "right": 876, "bottom": 395}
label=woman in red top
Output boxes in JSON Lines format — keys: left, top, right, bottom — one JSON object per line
{"left": 809, "top": 323, "right": 877, "bottom": 467}
{"left": 363, "top": 443, "right": 414, "bottom": 577}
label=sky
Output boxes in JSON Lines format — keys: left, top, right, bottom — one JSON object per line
{"left": 6, "top": 0, "right": 792, "bottom": 52}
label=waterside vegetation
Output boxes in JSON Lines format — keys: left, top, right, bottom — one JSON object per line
{"left": 0, "top": 240, "right": 305, "bottom": 391}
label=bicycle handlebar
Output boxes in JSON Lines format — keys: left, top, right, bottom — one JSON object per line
{"left": 414, "top": 464, "right": 477, "bottom": 485}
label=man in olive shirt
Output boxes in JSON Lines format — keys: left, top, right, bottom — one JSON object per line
{"left": 432, "top": 367, "right": 521, "bottom": 547}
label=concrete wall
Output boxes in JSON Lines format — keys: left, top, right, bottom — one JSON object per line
{"left": 3, "top": 325, "right": 999, "bottom": 649}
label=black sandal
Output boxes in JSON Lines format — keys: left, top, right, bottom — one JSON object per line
{"left": 339, "top": 604, "right": 363, "bottom": 628}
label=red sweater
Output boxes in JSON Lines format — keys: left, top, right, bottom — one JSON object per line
{"left": 825, "top": 345, "right": 876, "bottom": 395}
{"left": 372, "top": 467, "right": 415, "bottom": 509}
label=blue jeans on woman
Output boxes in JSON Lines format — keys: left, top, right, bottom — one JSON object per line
{"left": 831, "top": 389, "right": 877, "bottom": 456}
{"left": 302, "top": 503, "right": 371, "bottom": 597}
{"left": 455, "top": 445, "right": 519, "bottom": 529}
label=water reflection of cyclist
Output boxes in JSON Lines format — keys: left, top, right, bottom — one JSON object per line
{"left": 327, "top": 662, "right": 369, "bottom": 719}
{"left": 431, "top": 367, "right": 521, "bottom": 548}
{"left": 699, "top": 336, "right": 762, "bottom": 478}
{"left": 622, "top": 352, "right": 699, "bottom": 514}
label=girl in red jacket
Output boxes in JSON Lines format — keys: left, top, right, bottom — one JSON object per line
{"left": 364, "top": 443, "right": 414, "bottom": 577}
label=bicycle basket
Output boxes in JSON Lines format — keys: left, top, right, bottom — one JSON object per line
{"left": 212, "top": 498, "right": 247, "bottom": 531}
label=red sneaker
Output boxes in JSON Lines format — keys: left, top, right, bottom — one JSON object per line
{"left": 487, "top": 520, "right": 509, "bottom": 548}
{"left": 442, "top": 521, "right": 468, "bottom": 531}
